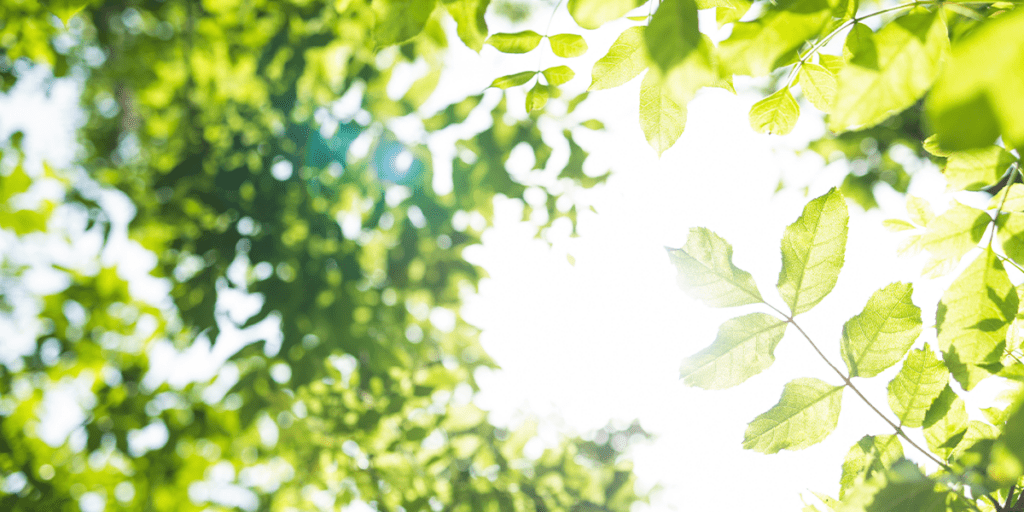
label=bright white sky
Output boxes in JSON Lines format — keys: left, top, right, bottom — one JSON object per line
{"left": 1, "top": 7, "right": 1019, "bottom": 512}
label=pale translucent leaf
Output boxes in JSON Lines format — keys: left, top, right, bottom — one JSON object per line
{"left": 549, "top": 33, "right": 588, "bottom": 58}
{"left": 680, "top": 313, "right": 787, "bottom": 389}
{"left": 989, "top": 183, "right": 1024, "bottom": 212}
{"left": 887, "top": 345, "right": 947, "bottom": 428}
{"left": 639, "top": 69, "right": 686, "bottom": 157}
{"left": 589, "top": 26, "right": 649, "bottom": 91}
{"left": 905, "top": 195, "right": 934, "bottom": 226}
{"left": 485, "top": 30, "right": 543, "bottom": 53}
{"left": 918, "top": 201, "right": 988, "bottom": 265}
{"left": 818, "top": 54, "right": 845, "bottom": 76}
{"left": 525, "top": 83, "right": 549, "bottom": 112}
{"left": 542, "top": 66, "right": 575, "bottom": 86}
{"left": 667, "top": 227, "right": 762, "bottom": 307}
{"left": 882, "top": 219, "right": 915, "bottom": 232}
{"left": 743, "top": 377, "right": 843, "bottom": 453}
{"left": 840, "top": 282, "right": 922, "bottom": 378}
{"left": 719, "top": 0, "right": 833, "bottom": 76}
{"left": 568, "top": 0, "right": 638, "bottom": 29}
{"left": 944, "top": 145, "right": 1018, "bottom": 191}
{"left": 695, "top": 0, "right": 752, "bottom": 25}
{"left": 829, "top": 12, "right": 949, "bottom": 132}
{"left": 922, "top": 385, "right": 968, "bottom": 460}
{"left": 799, "top": 63, "right": 838, "bottom": 112}
{"left": 750, "top": 88, "right": 800, "bottom": 135}
{"left": 839, "top": 435, "right": 903, "bottom": 499}
{"left": 996, "top": 212, "right": 1024, "bottom": 266}
{"left": 777, "top": 188, "right": 848, "bottom": 316}
{"left": 489, "top": 71, "right": 536, "bottom": 89}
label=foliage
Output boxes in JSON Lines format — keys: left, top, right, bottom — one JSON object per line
{"left": 0, "top": 0, "right": 642, "bottom": 511}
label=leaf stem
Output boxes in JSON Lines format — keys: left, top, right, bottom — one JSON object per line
{"left": 764, "top": 301, "right": 953, "bottom": 472}
{"left": 538, "top": 0, "right": 568, "bottom": 74}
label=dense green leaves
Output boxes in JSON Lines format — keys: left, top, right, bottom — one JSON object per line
{"left": 549, "top": 33, "right": 588, "bottom": 58}
{"left": 777, "top": 188, "right": 849, "bottom": 316}
{"left": 840, "top": 282, "right": 922, "bottom": 378}
{"left": 829, "top": 12, "right": 949, "bottom": 133}
{"left": 680, "top": 313, "right": 788, "bottom": 389}
{"left": 944, "top": 146, "right": 1018, "bottom": 192}
{"left": 923, "top": 386, "right": 968, "bottom": 460}
{"left": 839, "top": 435, "right": 903, "bottom": 499}
{"left": 719, "top": 0, "right": 833, "bottom": 76}
{"left": 887, "top": 346, "right": 947, "bottom": 428}
{"left": 743, "top": 378, "right": 843, "bottom": 453}
{"left": 45, "top": 0, "right": 89, "bottom": 27}
{"left": 645, "top": 0, "right": 701, "bottom": 73}
{"left": 589, "top": 26, "right": 648, "bottom": 91}
{"left": 667, "top": 227, "right": 763, "bottom": 307}
{"left": 928, "top": 8, "right": 1024, "bottom": 151}
{"left": 486, "top": 30, "right": 544, "bottom": 53}
{"left": 750, "top": 88, "right": 800, "bottom": 135}
{"left": 695, "top": 0, "right": 753, "bottom": 26}
{"left": 936, "top": 249, "right": 1017, "bottom": 388}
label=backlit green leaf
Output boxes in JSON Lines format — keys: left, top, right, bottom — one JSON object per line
{"left": 944, "top": 146, "right": 1017, "bottom": 192}
{"left": 680, "top": 313, "right": 788, "bottom": 389}
{"left": 882, "top": 219, "right": 915, "bottom": 232}
{"left": 989, "top": 183, "right": 1024, "bottom": 212}
{"left": 525, "top": 83, "right": 549, "bottom": 112}
{"left": 667, "top": 227, "right": 763, "bottom": 307}
{"left": 485, "top": 31, "right": 543, "bottom": 54}
{"left": 839, "top": 435, "right": 903, "bottom": 499}
{"left": 743, "top": 377, "right": 843, "bottom": 453}
{"left": 750, "top": 88, "right": 800, "bottom": 135}
{"left": 936, "top": 249, "right": 1016, "bottom": 375}
{"left": 818, "top": 54, "right": 845, "bottom": 77}
{"left": 549, "top": 34, "right": 588, "bottom": 58}
{"left": 777, "top": 188, "right": 848, "bottom": 316}
{"left": 645, "top": 0, "right": 701, "bottom": 73}
{"left": 46, "top": 0, "right": 89, "bottom": 27}
{"left": 923, "top": 135, "right": 952, "bottom": 157}
{"left": 695, "top": 0, "right": 752, "bottom": 26}
{"left": 567, "top": 0, "right": 638, "bottom": 29}
{"left": 829, "top": 12, "right": 949, "bottom": 133}
{"left": 919, "top": 201, "right": 988, "bottom": 267}
{"left": 862, "top": 460, "right": 948, "bottom": 512}
{"left": 927, "top": 8, "right": 1024, "bottom": 151}
{"left": 442, "top": 0, "right": 490, "bottom": 51}
{"left": 489, "top": 71, "right": 536, "bottom": 89}
{"left": 951, "top": 420, "right": 999, "bottom": 459}
{"left": 719, "top": 0, "right": 833, "bottom": 77}
{"left": 373, "top": 0, "right": 438, "bottom": 47}
{"left": 906, "top": 195, "right": 934, "bottom": 227}
{"left": 997, "top": 212, "right": 1024, "bottom": 266}
{"left": 923, "top": 385, "right": 968, "bottom": 460}
{"left": 840, "top": 282, "right": 922, "bottom": 378}
{"left": 887, "top": 345, "right": 947, "bottom": 428}
{"left": 799, "top": 63, "right": 837, "bottom": 113}
{"left": 589, "top": 26, "right": 649, "bottom": 91}
{"left": 542, "top": 66, "right": 575, "bottom": 86}
{"left": 639, "top": 69, "right": 686, "bottom": 157}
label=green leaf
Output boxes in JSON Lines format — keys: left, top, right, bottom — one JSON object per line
{"left": 944, "top": 146, "right": 1018, "bottom": 192}
{"left": 777, "top": 188, "right": 848, "bottom": 316}
{"left": 639, "top": 69, "right": 686, "bottom": 157}
{"left": 749, "top": 88, "right": 800, "bottom": 135}
{"left": 46, "top": 0, "right": 90, "bottom": 27}
{"left": 840, "top": 282, "right": 922, "bottom": 378}
{"left": 989, "top": 183, "right": 1024, "bottom": 212}
{"left": 542, "top": 66, "right": 575, "bottom": 86}
{"left": 695, "top": 0, "right": 752, "bottom": 26}
{"left": 862, "top": 460, "right": 948, "bottom": 512}
{"left": 951, "top": 420, "right": 999, "bottom": 459}
{"left": 645, "top": 0, "right": 701, "bottom": 73}
{"left": 680, "top": 313, "right": 788, "bottom": 389}
{"left": 799, "top": 63, "right": 837, "bottom": 113}
{"left": 923, "top": 385, "right": 968, "bottom": 460}
{"left": 667, "top": 227, "right": 763, "bottom": 307}
{"left": 485, "top": 31, "right": 543, "bottom": 53}
{"left": 525, "top": 83, "right": 549, "bottom": 112}
{"left": 567, "top": 0, "right": 638, "bottom": 29}
{"left": 936, "top": 249, "right": 1016, "bottom": 375}
{"left": 489, "top": 71, "right": 536, "bottom": 89}
{"left": 442, "top": 0, "right": 490, "bottom": 52}
{"left": 0, "top": 166, "right": 33, "bottom": 204}
{"left": 997, "top": 213, "right": 1024, "bottom": 266}
{"left": 839, "top": 435, "right": 903, "bottom": 500}
{"left": 927, "top": 8, "right": 1024, "bottom": 151}
{"left": 882, "top": 219, "right": 915, "bottom": 232}
{"left": 719, "top": 0, "right": 833, "bottom": 77}
{"left": 887, "top": 345, "right": 947, "bottom": 428}
{"left": 922, "top": 135, "right": 952, "bottom": 157}
{"left": 918, "top": 201, "right": 989, "bottom": 268}
{"left": 818, "top": 54, "right": 845, "bottom": 77}
{"left": 829, "top": 12, "right": 949, "bottom": 133}
{"left": 549, "top": 34, "right": 588, "bottom": 58}
{"left": 905, "top": 195, "right": 934, "bottom": 227}
{"left": 743, "top": 377, "right": 843, "bottom": 453}
{"left": 589, "top": 26, "right": 649, "bottom": 91}
{"left": 372, "top": 0, "right": 438, "bottom": 47}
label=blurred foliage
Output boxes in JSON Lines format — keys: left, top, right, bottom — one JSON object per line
{"left": 0, "top": 1, "right": 638, "bottom": 511}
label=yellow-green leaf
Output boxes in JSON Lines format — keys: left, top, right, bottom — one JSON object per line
{"left": 944, "top": 146, "right": 1018, "bottom": 192}
{"left": 749, "top": 88, "right": 800, "bottom": 135}
{"left": 489, "top": 71, "right": 536, "bottom": 89}
{"left": 525, "top": 83, "right": 549, "bottom": 112}
{"left": 743, "top": 378, "right": 843, "bottom": 453}
{"left": 839, "top": 435, "right": 903, "bottom": 499}
{"left": 680, "top": 313, "right": 787, "bottom": 389}
{"left": 485, "top": 31, "right": 543, "bottom": 53}
{"left": 442, "top": 0, "right": 490, "bottom": 52}
{"left": 46, "top": 0, "right": 90, "bottom": 27}
{"left": 829, "top": 12, "right": 949, "bottom": 133}
{"left": 567, "top": 0, "right": 638, "bottom": 29}
{"left": 996, "top": 212, "right": 1024, "bottom": 266}
{"left": 645, "top": 0, "right": 701, "bottom": 73}
{"left": 549, "top": 34, "right": 588, "bottom": 58}
{"left": 919, "top": 201, "right": 989, "bottom": 269}
{"left": 990, "top": 183, "right": 1024, "bottom": 212}
{"left": 695, "top": 0, "right": 753, "bottom": 26}
{"left": 639, "top": 69, "right": 686, "bottom": 157}
{"left": 667, "top": 227, "right": 762, "bottom": 307}
{"left": 887, "top": 345, "right": 947, "bottom": 428}
{"left": 777, "top": 188, "right": 848, "bottom": 316}
{"left": 799, "top": 63, "right": 837, "bottom": 112}
{"left": 922, "top": 385, "right": 967, "bottom": 460}
{"left": 719, "top": 0, "right": 833, "bottom": 77}
{"left": 589, "top": 26, "right": 649, "bottom": 91}
{"left": 373, "top": 0, "right": 438, "bottom": 47}
{"left": 542, "top": 66, "right": 575, "bottom": 86}
{"left": 840, "top": 282, "right": 922, "bottom": 378}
